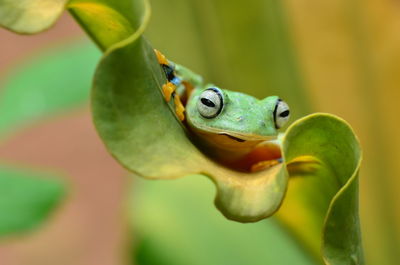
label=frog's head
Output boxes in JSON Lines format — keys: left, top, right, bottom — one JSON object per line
{"left": 186, "top": 86, "right": 290, "bottom": 151}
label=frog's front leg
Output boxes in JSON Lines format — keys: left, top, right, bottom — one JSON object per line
{"left": 154, "top": 49, "right": 178, "bottom": 102}
{"left": 154, "top": 49, "right": 186, "bottom": 121}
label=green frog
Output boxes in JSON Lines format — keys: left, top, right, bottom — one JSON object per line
{"left": 155, "top": 50, "right": 290, "bottom": 171}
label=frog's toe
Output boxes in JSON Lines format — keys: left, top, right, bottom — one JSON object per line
{"left": 162, "top": 82, "right": 176, "bottom": 102}
{"left": 154, "top": 49, "right": 169, "bottom": 65}
{"left": 174, "top": 94, "right": 185, "bottom": 121}
{"left": 250, "top": 159, "right": 281, "bottom": 172}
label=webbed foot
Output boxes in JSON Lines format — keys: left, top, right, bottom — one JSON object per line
{"left": 162, "top": 82, "right": 176, "bottom": 102}
{"left": 154, "top": 49, "right": 168, "bottom": 65}
{"left": 174, "top": 94, "right": 185, "bottom": 121}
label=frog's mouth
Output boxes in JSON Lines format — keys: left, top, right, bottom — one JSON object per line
{"left": 220, "top": 132, "right": 277, "bottom": 143}
{"left": 223, "top": 134, "right": 247, "bottom": 142}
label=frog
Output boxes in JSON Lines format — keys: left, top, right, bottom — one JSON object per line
{"left": 154, "top": 50, "right": 290, "bottom": 172}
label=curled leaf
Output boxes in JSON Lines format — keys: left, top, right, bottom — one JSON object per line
{"left": 71, "top": 7, "right": 364, "bottom": 256}
{"left": 91, "top": 36, "right": 288, "bottom": 222}
{"left": 68, "top": 0, "right": 150, "bottom": 51}
{"left": 279, "top": 114, "right": 363, "bottom": 264}
{"left": 68, "top": 0, "right": 289, "bottom": 222}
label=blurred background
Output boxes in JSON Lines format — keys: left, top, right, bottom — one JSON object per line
{"left": 0, "top": 0, "right": 399, "bottom": 264}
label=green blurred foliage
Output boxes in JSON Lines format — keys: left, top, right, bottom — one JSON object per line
{"left": 0, "top": 165, "right": 65, "bottom": 237}
{"left": 0, "top": 42, "right": 100, "bottom": 137}
{"left": 132, "top": 176, "right": 315, "bottom": 265}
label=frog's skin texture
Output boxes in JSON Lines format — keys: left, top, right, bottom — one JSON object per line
{"left": 155, "top": 50, "right": 289, "bottom": 171}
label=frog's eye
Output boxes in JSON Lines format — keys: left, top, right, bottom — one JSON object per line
{"left": 197, "top": 88, "right": 224, "bottom": 118}
{"left": 274, "top": 99, "right": 290, "bottom": 129}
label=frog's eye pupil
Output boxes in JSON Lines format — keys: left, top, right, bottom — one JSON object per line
{"left": 274, "top": 99, "right": 290, "bottom": 129}
{"left": 279, "top": 110, "right": 290, "bottom": 118}
{"left": 201, "top": 98, "right": 216, "bottom": 108}
{"left": 197, "top": 88, "right": 224, "bottom": 118}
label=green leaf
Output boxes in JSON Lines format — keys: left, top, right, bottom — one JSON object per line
{"left": 279, "top": 113, "right": 363, "bottom": 264}
{"left": 0, "top": 41, "right": 100, "bottom": 137}
{"left": 68, "top": 0, "right": 287, "bottom": 222}
{"left": 0, "top": 165, "right": 66, "bottom": 237}
{"left": 0, "top": 0, "right": 67, "bottom": 34}
{"left": 92, "top": 36, "right": 288, "bottom": 223}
